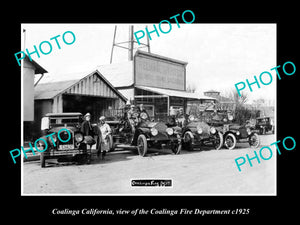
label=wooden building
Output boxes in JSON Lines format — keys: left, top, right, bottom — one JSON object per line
{"left": 98, "top": 50, "right": 216, "bottom": 121}
{"left": 29, "top": 69, "right": 126, "bottom": 140}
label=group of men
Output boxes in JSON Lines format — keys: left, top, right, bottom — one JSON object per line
{"left": 79, "top": 104, "right": 189, "bottom": 160}
{"left": 126, "top": 104, "right": 150, "bottom": 133}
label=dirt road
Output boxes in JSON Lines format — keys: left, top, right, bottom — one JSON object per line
{"left": 22, "top": 134, "right": 276, "bottom": 195}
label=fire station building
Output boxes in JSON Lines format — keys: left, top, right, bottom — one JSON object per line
{"left": 98, "top": 50, "right": 216, "bottom": 120}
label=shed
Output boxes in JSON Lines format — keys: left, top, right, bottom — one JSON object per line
{"left": 30, "top": 69, "right": 127, "bottom": 140}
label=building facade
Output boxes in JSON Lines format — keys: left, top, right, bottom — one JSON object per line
{"left": 98, "top": 50, "right": 216, "bottom": 120}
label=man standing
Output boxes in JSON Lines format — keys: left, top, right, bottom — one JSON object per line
{"left": 80, "top": 112, "right": 95, "bottom": 163}
{"left": 127, "top": 105, "right": 138, "bottom": 133}
{"left": 81, "top": 112, "right": 93, "bottom": 136}
{"left": 98, "top": 116, "right": 111, "bottom": 159}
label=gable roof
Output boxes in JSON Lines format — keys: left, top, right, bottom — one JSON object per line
{"left": 35, "top": 79, "right": 78, "bottom": 99}
{"left": 34, "top": 70, "right": 127, "bottom": 101}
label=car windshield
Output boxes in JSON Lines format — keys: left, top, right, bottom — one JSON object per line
{"left": 49, "top": 117, "right": 81, "bottom": 127}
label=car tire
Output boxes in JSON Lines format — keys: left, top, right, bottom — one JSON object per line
{"left": 249, "top": 133, "right": 260, "bottom": 148}
{"left": 137, "top": 134, "right": 148, "bottom": 157}
{"left": 214, "top": 131, "right": 224, "bottom": 150}
{"left": 183, "top": 131, "right": 194, "bottom": 151}
{"left": 224, "top": 133, "right": 237, "bottom": 150}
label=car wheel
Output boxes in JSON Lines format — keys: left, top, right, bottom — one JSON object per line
{"left": 137, "top": 134, "right": 148, "bottom": 157}
{"left": 213, "top": 131, "right": 224, "bottom": 150}
{"left": 249, "top": 133, "right": 260, "bottom": 148}
{"left": 224, "top": 133, "right": 237, "bottom": 150}
{"left": 183, "top": 131, "right": 194, "bottom": 151}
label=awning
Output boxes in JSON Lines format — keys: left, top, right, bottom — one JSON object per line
{"left": 135, "top": 85, "right": 216, "bottom": 101}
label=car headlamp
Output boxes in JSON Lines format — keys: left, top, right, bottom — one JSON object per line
{"left": 236, "top": 131, "right": 240, "bottom": 136}
{"left": 246, "top": 128, "right": 251, "bottom": 135}
{"left": 166, "top": 128, "right": 174, "bottom": 135}
{"left": 210, "top": 127, "right": 216, "bottom": 134}
{"left": 228, "top": 115, "right": 233, "bottom": 121}
{"left": 150, "top": 128, "right": 158, "bottom": 136}
{"left": 75, "top": 132, "right": 84, "bottom": 142}
{"left": 189, "top": 115, "right": 195, "bottom": 121}
{"left": 197, "top": 128, "right": 203, "bottom": 134}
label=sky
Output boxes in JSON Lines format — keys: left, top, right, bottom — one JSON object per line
{"left": 21, "top": 23, "right": 276, "bottom": 104}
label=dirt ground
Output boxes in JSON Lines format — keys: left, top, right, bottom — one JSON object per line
{"left": 22, "top": 134, "right": 276, "bottom": 195}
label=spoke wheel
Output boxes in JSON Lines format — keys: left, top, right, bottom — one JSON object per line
{"left": 213, "top": 131, "right": 224, "bottom": 150}
{"left": 137, "top": 134, "right": 147, "bottom": 157}
{"left": 249, "top": 133, "right": 260, "bottom": 148}
{"left": 224, "top": 133, "right": 237, "bottom": 150}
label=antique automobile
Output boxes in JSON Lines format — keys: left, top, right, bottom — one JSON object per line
{"left": 38, "top": 112, "right": 96, "bottom": 168}
{"left": 208, "top": 112, "right": 260, "bottom": 150}
{"left": 181, "top": 115, "right": 223, "bottom": 151}
{"left": 106, "top": 108, "right": 182, "bottom": 156}
{"left": 255, "top": 117, "right": 274, "bottom": 134}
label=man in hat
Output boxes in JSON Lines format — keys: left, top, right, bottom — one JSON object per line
{"left": 80, "top": 112, "right": 95, "bottom": 163}
{"left": 176, "top": 108, "right": 188, "bottom": 128}
{"left": 166, "top": 106, "right": 177, "bottom": 127}
{"left": 127, "top": 105, "right": 138, "bottom": 133}
{"left": 81, "top": 112, "right": 93, "bottom": 136}
{"left": 97, "top": 116, "right": 111, "bottom": 159}
{"left": 138, "top": 104, "right": 150, "bottom": 122}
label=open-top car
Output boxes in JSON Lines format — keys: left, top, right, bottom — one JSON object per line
{"left": 38, "top": 112, "right": 95, "bottom": 167}
{"left": 208, "top": 112, "right": 260, "bottom": 150}
{"left": 255, "top": 117, "right": 274, "bottom": 134}
{"left": 181, "top": 115, "right": 223, "bottom": 151}
{"left": 106, "top": 108, "right": 182, "bottom": 156}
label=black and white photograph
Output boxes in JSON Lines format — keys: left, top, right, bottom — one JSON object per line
{"left": 4, "top": 5, "right": 298, "bottom": 220}
{"left": 20, "top": 23, "right": 277, "bottom": 195}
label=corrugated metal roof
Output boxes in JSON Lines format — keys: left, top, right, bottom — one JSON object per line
{"left": 136, "top": 85, "right": 216, "bottom": 101}
{"left": 35, "top": 79, "right": 78, "bottom": 99}
{"left": 34, "top": 69, "right": 127, "bottom": 101}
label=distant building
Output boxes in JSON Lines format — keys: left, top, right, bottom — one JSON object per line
{"left": 203, "top": 90, "right": 235, "bottom": 112}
